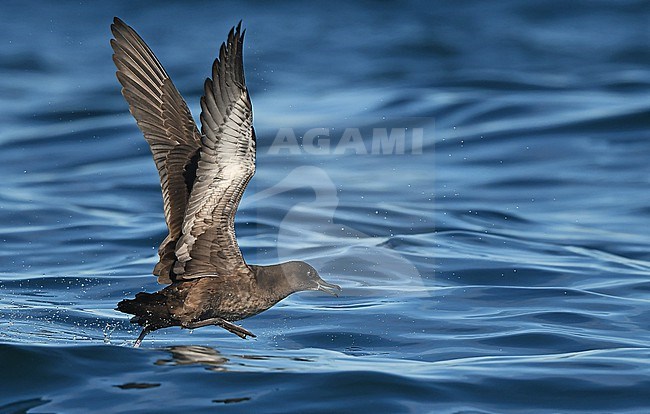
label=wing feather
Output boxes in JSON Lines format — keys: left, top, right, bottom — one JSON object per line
{"left": 110, "top": 17, "right": 202, "bottom": 284}
{"left": 173, "top": 23, "right": 256, "bottom": 278}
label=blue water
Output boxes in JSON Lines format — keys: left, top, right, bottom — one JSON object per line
{"left": 1, "top": 0, "right": 650, "bottom": 412}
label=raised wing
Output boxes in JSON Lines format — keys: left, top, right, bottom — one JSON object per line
{"left": 172, "top": 22, "right": 256, "bottom": 279}
{"left": 110, "top": 17, "right": 202, "bottom": 284}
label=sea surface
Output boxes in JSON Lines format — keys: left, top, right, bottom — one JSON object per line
{"left": 1, "top": 1, "right": 649, "bottom": 413}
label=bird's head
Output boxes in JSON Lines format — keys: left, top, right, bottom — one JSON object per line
{"left": 276, "top": 261, "right": 341, "bottom": 296}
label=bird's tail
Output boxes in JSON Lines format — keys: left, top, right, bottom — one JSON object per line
{"left": 116, "top": 291, "right": 172, "bottom": 329}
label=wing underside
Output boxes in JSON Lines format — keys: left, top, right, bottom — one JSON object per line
{"left": 174, "top": 22, "right": 256, "bottom": 279}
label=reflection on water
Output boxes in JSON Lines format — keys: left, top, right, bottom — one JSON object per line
{"left": 156, "top": 345, "right": 322, "bottom": 374}
{"left": 114, "top": 382, "right": 161, "bottom": 390}
{"left": 156, "top": 346, "right": 229, "bottom": 372}
{"left": 212, "top": 396, "right": 251, "bottom": 404}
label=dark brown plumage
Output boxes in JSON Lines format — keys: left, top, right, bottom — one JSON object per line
{"left": 110, "top": 17, "right": 340, "bottom": 347}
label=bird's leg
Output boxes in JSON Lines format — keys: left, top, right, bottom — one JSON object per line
{"left": 133, "top": 327, "right": 150, "bottom": 348}
{"left": 183, "top": 318, "right": 256, "bottom": 339}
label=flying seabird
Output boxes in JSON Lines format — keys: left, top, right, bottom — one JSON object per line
{"left": 110, "top": 17, "right": 341, "bottom": 347}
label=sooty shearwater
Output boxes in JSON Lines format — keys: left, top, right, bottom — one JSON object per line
{"left": 110, "top": 18, "right": 341, "bottom": 347}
